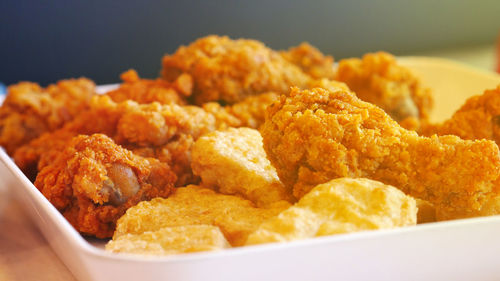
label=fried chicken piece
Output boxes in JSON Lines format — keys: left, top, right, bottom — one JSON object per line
{"left": 34, "top": 134, "right": 176, "bottom": 238}
{"left": 0, "top": 78, "right": 95, "bottom": 155}
{"left": 106, "top": 69, "right": 193, "bottom": 105}
{"left": 415, "top": 199, "right": 436, "bottom": 224}
{"left": 260, "top": 87, "right": 500, "bottom": 219}
{"left": 113, "top": 185, "right": 290, "bottom": 246}
{"left": 246, "top": 178, "right": 416, "bottom": 245}
{"left": 13, "top": 95, "right": 129, "bottom": 176}
{"left": 422, "top": 85, "right": 500, "bottom": 145}
{"left": 191, "top": 128, "right": 294, "bottom": 207}
{"left": 161, "top": 35, "right": 311, "bottom": 104}
{"left": 15, "top": 92, "right": 278, "bottom": 185}
{"left": 106, "top": 225, "right": 230, "bottom": 256}
{"left": 280, "top": 42, "right": 335, "bottom": 80}
{"left": 336, "top": 52, "right": 433, "bottom": 124}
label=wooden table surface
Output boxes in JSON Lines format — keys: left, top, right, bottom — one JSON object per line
{"left": 0, "top": 184, "right": 76, "bottom": 281}
{"left": 0, "top": 44, "right": 496, "bottom": 281}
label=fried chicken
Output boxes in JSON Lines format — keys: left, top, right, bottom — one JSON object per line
{"left": 34, "top": 134, "right": 176, "bottom": 238}
{"left": 336, "top": 52, "right": 433, "bottom": 125}
{"left": 161, "top": 35, "right": 312, "bottom": 104}
{"left": 280, "top": 42, "right": 336, "bottom": 80}
{"left": 15, "top": 91, "right": 278, "bottom": 185}
{"left": 113, "top": 185, "right": 290, "bottom": 246}
{"left": 106, "top": 69, "right": 193, "bottom": 105}
{"left": 246, "top": 178, "right": 417, "bottom": 245}
{"left": 260, "top": 87, "right": 500, "bottom": 219}
{"left": 0, "top": 78, "right": 95, "bottom": 155}
{"left": 191, "top": 128, "right": 294, "bottom": 207}
{"left": 422, "top": 85, "right": 500, "bottom": 145}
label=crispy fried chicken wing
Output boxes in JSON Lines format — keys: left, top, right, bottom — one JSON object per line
{"left": 260, "top": 87, "right": 500, "bottom": 219}
{"left": 0, "top": 78, "right": 95, "bottom": 154}
{"left": 34, "top": 134, "right": 176, "bottom": 238}
{"left": 161, "top": 35, "right": 312, "bottom": 104}
{"left": 280, "top": 42, "right": 336, "bottom": 80}
{"left": 15, "top": 91, "right": 278, "bottom": 185}
{"left": 336, "top": 52, "right": 433, "bottom": 124}
{"left": 106, "top": 69, "right": 193, "bottom": 105}
{"left": 422, "top": 85, "right": 500, "bottom": 144}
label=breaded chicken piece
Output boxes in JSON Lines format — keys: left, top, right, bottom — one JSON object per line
{"left": 280, "top": 42, "right": 336, "bottom": 80}
{"left": 246, "top": 178, "right": 416, "bottom": 245}
{"left": 336, "top": 52, "right": 433, "bottom": 124}
{"left": 14, "top": 95, "right": 132, "bottom": 176}
{"left": 113, "top": 185, "right": 290, "bottom": 246}
{"left": 415, "top": 199, "right": 436, "bottom": 224}
{"left": 191, "top": 128, "right": 294, "bottom": 207}
{"left": 106, "top": 225, "right": 230, "bottom": 256}
{"left": 34, "top": 134, "right": 176, "bottom": 238}
{"left": 0, "top": 78, "right": 95, "bottom": 155}
{"left": 422, "top": 85, "right": 500, "bottom": 145}
{"left": 161, "top": 35, "right": 311, "bottom": 104}
{"left": 203, "top": 92, "right": 280, "bottom": 129}
{"left": 15, "top": 92, "right": 279, "bottom": 184}
{"left": 106, "top": 69, "right": 193, "bottom": 105}
{"left": 260, "top": 87, "right": 500, "bottom": 219}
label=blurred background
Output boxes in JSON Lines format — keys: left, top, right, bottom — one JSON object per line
{"left": 1, "top": 0, "right": 499, "bottom": 86}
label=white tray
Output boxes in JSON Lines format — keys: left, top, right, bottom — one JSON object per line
{"left": 2, "top": 57, "right": 500, "bottom": 281}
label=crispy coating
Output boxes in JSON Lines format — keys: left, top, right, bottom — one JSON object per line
{"left": 13, "top": 95, "right": 132, "bottom": 175}
{"left": 203, "top": 92, "right": 280, "bottom": 129}
{"left": 422, "top": 85, "right": 500, "bottom": 145}
{"left": 0, "top": 78, "right": 95, "bottom": 155}
{"left": 161, "top": 35, "right": 311, "bottom": 104}
{"left": 113, "top": 185, "right": 290, "bottom": 246}
{"left": 336, "top": 52, "right": 433, "bottom": 123}
{"left": 106, "top": 225, "right": 230, "bottom": 256}
{"left": 106, "top": 69, "right": 192, "bottom": 105}
{"left": 280, "top": 42, "right": 336, "bottom": 79}
{"left": 260, "top": 87, "right": 500, "bottom": 219}
{"left": 15, "top": 92, "right": 278, "bottom": 185}
{"left": 34, "top": 134, "right": 176, "bottom": 238}
{"left": 191, "top": 128, "right": 294, "bottom": 207}
{"left": 246, "top": 178, "right": 416, "bottom": 245}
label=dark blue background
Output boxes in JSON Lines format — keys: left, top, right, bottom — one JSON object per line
{"left": 2, "top": 0, "right": 499, "bottom": 85}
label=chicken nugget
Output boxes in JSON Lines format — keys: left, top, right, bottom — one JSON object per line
{"left": 106, "top": 225, "right": 229, "bottom": 256}
{"left": 246, "top": 178, "right": 416, "bottom": 245}
{"left": 113, "top": 185, "right": 290, "bottom": 246}
{"left": 191, "top": 128, "right": 294, "bottom": 207}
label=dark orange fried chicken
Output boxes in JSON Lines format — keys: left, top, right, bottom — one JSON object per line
{"left": 280, "top": 42, "right": 336, "bottom": 80}
{"left": 260, "top": 87, "right": 500, "bottom": 220}
{"left": 422, "top": 85, "right": 500, "bottom": 145}
{"left": 15, "top": 91, "right": 279, "bottom": 185}
{"left": 336, "top": 52, "right": 433, "bottom": 125}
{"left": 161, "top": 35, "right": 312, "bottom": 104}
{"left": 34, "top": 134, "right": 176, "bottom": 238}
{"left": 106, "top": 69, "right": 193, "bottom": 105}
{"left": 0, "top": 78, "right": 95, "bottom": 154}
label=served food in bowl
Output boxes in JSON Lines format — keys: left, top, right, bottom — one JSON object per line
{"left": 1, "top": 35, "right": 499, "bottom": 256}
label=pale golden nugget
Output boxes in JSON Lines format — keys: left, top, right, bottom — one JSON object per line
{"left": 191, "top": 128, "right": 294, "bottom": 207}
{"left": 114, "top": 185, "right": 289, "bottom": 246}
{"left": 106, "top": 225, "right": 230, "bottom": 256}
{"left": 246, "top": 178, "right": 416, "bottom": 245}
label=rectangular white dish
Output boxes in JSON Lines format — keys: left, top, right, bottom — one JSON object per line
{"left": 2, "top": 57, "right": 500, "bottom": 281}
